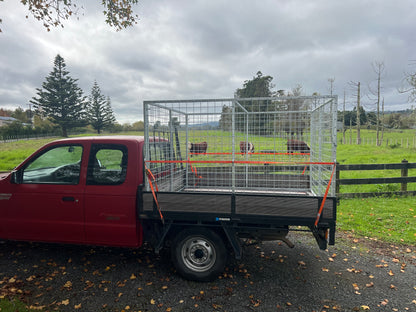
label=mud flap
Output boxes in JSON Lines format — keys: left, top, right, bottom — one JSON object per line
{"left": 312, "top": 227, "right": 328, "bottom": 250}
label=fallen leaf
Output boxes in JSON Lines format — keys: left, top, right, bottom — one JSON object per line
{"left": 151, "top": 299, "right": 156, "bottom": 305}
{"left": 74, "top": 303, "right": 81, "bottom": 309}
{"left": 61, "top": 299, "right": 69, "bottom": 306}
{"left": 361, "top": 305, "right": 370, "bottom": 310}
{"left": 388, "top": 270, "right": 394, "bottom": 276}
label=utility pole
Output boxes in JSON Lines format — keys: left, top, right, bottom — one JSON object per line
{"left": 342, "top": 91, "right": 346, "bottom": 144}
{"left": 328, "top": 77, "right": 335, "bottom": 96}
{"left": 27, "top": 103, "right": 33, "bottom": 125}
{"left": 356, "top": 82, "right": 361, "bottom": 145}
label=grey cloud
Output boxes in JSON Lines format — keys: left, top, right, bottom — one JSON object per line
{"left": 0, "top": 0, "right": 415, "bottom": 123}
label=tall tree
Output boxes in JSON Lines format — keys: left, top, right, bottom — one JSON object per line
{"left": 86, "top": 81, "right": 116, "bottom": 134}
{"left": 1, "top": 0, "right": 139, "bottom": 32}
{"left": 235, "top": 71, "right": 275, "bottom": 134}
{"left": 219, "top": 105, "right": 232, "bottom": 131}
{"left": 236, "top": 71, "right": 274, "bottom": 98}
{"left": 31, "top": 54, "right": 87, "bottom": 137}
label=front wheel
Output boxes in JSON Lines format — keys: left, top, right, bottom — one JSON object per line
{"left": 171, "top": 227, "right": 227, "bottom": 281}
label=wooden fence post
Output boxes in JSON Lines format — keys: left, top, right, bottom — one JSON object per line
{"left": 335, "top": 162, "right": 340, "bottom": 195}
{"left": 401, "top": 159, "right": 408, "bottom": 192}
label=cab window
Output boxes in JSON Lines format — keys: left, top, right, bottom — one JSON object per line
{"left": 87, "top": 144, "right": 128, "bottom": 185}
{"left": 21, "top": 145, "right": 83, "bottom": 184}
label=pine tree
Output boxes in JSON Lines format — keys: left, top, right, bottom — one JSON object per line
{"left": 30, "top": 54, "right": 87, "bottom": 137}
{"left": 86, "top": 81, "right": 116, "bottom": 134}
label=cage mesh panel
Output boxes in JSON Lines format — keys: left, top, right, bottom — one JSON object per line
{"left": 144, "top": 96, "right": 337, "bottom": 197}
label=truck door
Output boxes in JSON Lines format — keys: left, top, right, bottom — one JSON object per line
{"left": 6, "top": 144, "right": 85, "bottom": 243}
{"left": 84, "top": 143, "right": 139, "bottom": 247}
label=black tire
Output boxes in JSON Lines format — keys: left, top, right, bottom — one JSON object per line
{"left": 171, "top": 227, "right": 227, "bottom": 282}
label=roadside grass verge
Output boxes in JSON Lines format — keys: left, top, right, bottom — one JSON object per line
{"left": 337, "top": 197, "right": 416, "bottom": 245}
{"left": 0, "top": 298, "right": 42, "bottom": 312}
{"left": 0, "top": 138, "right": 58, "bottom": 171}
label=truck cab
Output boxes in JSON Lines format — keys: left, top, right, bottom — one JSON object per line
{"left": 0, "top": 136, "right": 144, "bottom": 247}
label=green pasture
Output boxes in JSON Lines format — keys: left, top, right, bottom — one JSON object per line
{"left": 337, "top": 197, "right": 416, "bottom": 245}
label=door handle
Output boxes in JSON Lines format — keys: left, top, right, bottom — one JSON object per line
{"left": 62, "top": 196, "right": 75, "bottom": 202}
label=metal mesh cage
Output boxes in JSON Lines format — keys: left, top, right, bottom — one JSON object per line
{"left": 143, "top": 96, "right": 337, "bottom": 197}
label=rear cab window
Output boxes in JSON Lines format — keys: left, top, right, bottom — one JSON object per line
{"left": 87, "top": 144, "right": 128, "bottom": 185}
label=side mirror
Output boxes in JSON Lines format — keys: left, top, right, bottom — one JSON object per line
{"left": 10, "top": 170, "right": 21, "bottom": 184}
{"left": 10, "top": 171, "right": 17, "bottom": 184}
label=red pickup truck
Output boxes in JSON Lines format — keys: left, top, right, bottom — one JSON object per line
{"left": 0, "top": 135, "right": 336, "bottom": 281}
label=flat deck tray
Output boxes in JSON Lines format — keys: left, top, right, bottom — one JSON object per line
{"left": 142, "top": 189, "right": 334, "bottom": 220}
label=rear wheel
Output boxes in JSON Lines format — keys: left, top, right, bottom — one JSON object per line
{"left": 171, "top": 227, "right": 227, "bottom": 281}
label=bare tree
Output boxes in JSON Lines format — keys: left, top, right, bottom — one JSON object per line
{"left": 399, "top": 60, "right": 416, "bottom": 102}
{"left": 368, "top": 61, "right": 385, "bottom": 146}
{"left": 349, "top": 81, "right": 361, "bottom": 144}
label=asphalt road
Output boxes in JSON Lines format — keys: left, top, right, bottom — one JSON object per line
{"left": 1, "top": 232, "right": 415, "bottom": 311}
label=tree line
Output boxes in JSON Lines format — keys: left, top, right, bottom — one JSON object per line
{"left": 0, "top": 54, "right": 123, "bottom": 138}
{"left": 219, "top": 71, "right": 416, "bottom": 137}
{"left": 2, "top": 69, "right": 416, "bottom": 140}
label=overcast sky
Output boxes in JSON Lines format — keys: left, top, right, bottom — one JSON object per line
{"left": 1, "top": 0, "right": 415, "bottom": 124}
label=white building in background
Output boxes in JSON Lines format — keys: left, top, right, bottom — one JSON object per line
{"left": 0, "top": 116, "right": 18, "bottom": 127}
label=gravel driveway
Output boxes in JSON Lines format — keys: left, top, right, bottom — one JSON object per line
{"left": 1, "top": 232, "right": 415, "bottom": 311}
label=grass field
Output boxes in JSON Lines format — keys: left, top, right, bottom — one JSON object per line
{"left": 337, "top": 197, "right": 416, "bottom": 245}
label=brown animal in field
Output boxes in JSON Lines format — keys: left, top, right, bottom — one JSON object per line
{"left": 188, "top": 142, "right": 208, "bottom": 156}
{"left": 287, "top": 139, "right": 310, "bottom": 154}
{"left": 239, "top": 141, "right": 254, "bottom": 155}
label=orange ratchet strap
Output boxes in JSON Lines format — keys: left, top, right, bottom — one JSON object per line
{"left": 188, "top": 157, "right": 203, "bottom": 186}
{"left": 314, "top": 163, "right": 336, "bottom": 227}
{"left": 144, "top": 164, "right": 164, "bottom": 224}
